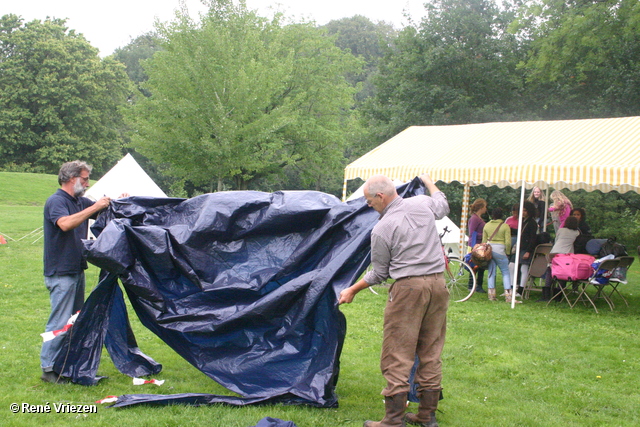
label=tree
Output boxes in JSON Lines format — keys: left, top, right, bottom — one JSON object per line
{"left": 515, "top": 0, "right": 640, "bottom": 119}
{"left": 126, "top": 0, "right": 363, "bottom": 192}
{"left": 563, "top": 189, "right": 640, "bottom": 247}
{"left": 323, "top": 15, "right": 396, "bottom": 102}
{"left": 360, "top": 0, "right": 529, "bottom": 144}
{"left": 0, "top": 14, "right": 131, "bottom": 174}
{"left": 112, "top": 32, "right": 163, "bottom": 98}
{"left": 111, "top": 32, "right": 181, "bottom": 195}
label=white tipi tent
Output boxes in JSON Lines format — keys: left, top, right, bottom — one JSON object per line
{"left": 85, "top": 154, "right": 167, "bottom": 239}
{"left": 85, "top": 154, "right": 167, "bottom": 201}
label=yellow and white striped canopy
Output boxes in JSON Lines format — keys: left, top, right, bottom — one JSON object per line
{"left": 344, "top": 116, "right": 640, "bottom": 199}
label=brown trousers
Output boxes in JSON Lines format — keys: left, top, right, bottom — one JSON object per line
{"left": 380, "top": 273, "right": 448, "bottom": 396}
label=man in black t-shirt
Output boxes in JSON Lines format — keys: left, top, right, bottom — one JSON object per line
{"left": 40, "top": 161, "right": 112, "bottom": 383}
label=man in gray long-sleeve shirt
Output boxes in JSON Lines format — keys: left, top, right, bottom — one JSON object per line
{"left": 339, "top": 173, "right": 449, "bottom": 427}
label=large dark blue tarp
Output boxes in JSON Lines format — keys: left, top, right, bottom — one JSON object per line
{"left": 52, "top": 179, "right": 426, "bottom": 408}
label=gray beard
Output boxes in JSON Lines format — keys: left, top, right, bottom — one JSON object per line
{"left": 73, "top": 179, "right": 86, "bottom": 197}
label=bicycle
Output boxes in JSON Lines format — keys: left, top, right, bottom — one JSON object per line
{"left": 440, "top": 226, "right": 476, "bottom": 302}
{"left": 364, "top": 226, "right": 476, "bottom": 301}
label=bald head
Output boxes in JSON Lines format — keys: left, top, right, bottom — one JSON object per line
{"left": 364, "top": 175, "right": 396, "bottom": 198}
{"left": 363, "top": 175, "right": 398, "bottom": 213}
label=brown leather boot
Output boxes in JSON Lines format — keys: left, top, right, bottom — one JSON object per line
{"left": 404, "top": 389, "right": 440, "bottom": 427}
{"left": 363, "top": 392, "right": 408, "bottom": 427}
{"left": 488, "top": 288, "right": 497, "bottom": 301}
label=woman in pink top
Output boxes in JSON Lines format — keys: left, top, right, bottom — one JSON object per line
{"left": 505, "top": 204, "right": 519, "bottom": 249}
{"left": 548, "top": 190, "right": 572, "bottom": 233}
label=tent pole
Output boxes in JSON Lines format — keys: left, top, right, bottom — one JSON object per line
{"left": 542, "top": 185, "right": 549, "bottom": 232}
{"left": 511, "top": 181, "right": 526, "bottom": 308}
{"left": 459, "top": 183, "right": 471, "bottom": 257}
{"left": 342, "top": 178, "right": 348, "bottom": 202}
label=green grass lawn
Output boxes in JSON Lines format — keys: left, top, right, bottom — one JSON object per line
{"left": 1, "top": 173, "right": 639, "bottom": 426}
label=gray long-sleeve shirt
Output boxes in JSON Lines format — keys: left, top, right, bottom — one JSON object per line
{"left": 363, "top": 191, "right": 450, "bottom": 285}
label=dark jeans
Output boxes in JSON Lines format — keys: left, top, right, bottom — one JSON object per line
{"left": 469, "top": 267, "right": 485, "bottom": 289}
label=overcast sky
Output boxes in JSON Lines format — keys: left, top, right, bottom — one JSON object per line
{"left": 6, "top": 1, "right": 427, "bottom": 57}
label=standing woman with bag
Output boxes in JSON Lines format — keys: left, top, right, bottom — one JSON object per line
{"left": 468, "top": 198, "right": 487, "bottom": 293}
{"left": 483, "top": 208, "right": 512, "bottom": 301}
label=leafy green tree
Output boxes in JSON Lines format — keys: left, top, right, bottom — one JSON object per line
{"left": 564, "top": 189, "right": 640, "bottom": 247}
{"left": 112, "top": 33, "right": 179, "bottom": 195}
{"left": 112, "top": 32, "right": 163, "bottom": 98}
{"left": 515, "top": 0, "right": 640, "bottom": 119}
{"left": 127, "top": 0, "right": 363, "bottom": 192}
{"left": 361, "top": 0, "right": 529, "bottom": 144}
{"left": 323, "top": 15, "right": 396, "bottom": 102}
{"left": 0, "top": 14, "right": 131, "bottom": 174}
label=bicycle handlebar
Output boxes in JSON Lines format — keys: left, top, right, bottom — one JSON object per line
{"left": 439, "top": 226, "right": 450, "bottom": 240}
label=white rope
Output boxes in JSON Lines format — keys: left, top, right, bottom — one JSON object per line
{"left": 0, "top": 231, "right": 16, "bottom": 241}
{"left": 17, "top": 226, "right": 43, "bottom": 241}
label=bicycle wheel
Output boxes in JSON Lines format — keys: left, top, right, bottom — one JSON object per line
{"left": 445, "top": 258, "right": 476, "bottom": 302}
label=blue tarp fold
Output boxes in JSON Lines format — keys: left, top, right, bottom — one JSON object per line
{"left": 52, "top": 179, "right": 426, "bottom": 407}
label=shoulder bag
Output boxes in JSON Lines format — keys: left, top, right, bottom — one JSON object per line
{"left": 471, "top": 223, "right": 503, "bottom": 267}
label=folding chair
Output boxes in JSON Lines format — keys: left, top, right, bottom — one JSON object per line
{"left": 523, "top": 243, "right": 552, "bottom": 299}
{"left": 571, "top": 258, "right": 620, "bottom": 313}
{"left": 547, "top": 253, "right": 594, "bottom": 309}
{"left": 605, "top": 256, "right": 635, "bottom": 307}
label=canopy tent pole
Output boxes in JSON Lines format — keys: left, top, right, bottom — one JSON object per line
{"left": 542, "top": 185, "right": 549, "bottom": 232}
{"left": 511, "top": 181, "right": 526, "bottom": 308}
{"left": 342, "top": 179, "right": 348, "bottom": 202}
{"left": 459, "top": 183, "right": 471, "bottom": 257}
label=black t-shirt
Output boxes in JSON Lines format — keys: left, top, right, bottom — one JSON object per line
{"left": 43, "top": 189, "right": 95, "bottom": 276}
{"left": 578, "top": 221, "right": 592, "bottom": 236}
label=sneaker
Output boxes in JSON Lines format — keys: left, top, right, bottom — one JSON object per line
{"left": 475, "top": 288, "right": 486, "bottom": 293}
{"left": 40, "top": 371, "right": 69, "bottom": 384}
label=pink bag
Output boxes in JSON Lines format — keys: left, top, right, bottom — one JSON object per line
{"left": 551, "top": 254, "right": 595, "bottom": 281}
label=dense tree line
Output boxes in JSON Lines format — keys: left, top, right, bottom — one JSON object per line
{"left": 0, "top": 14, "right": 131, "bottom": 175}
{"left": 2, "top": 0, "right": 640, "bottom": 244}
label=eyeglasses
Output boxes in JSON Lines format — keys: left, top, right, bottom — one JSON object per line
{"left": 365, "top": 193, "right": 381, "bottom": 207}
{"left": 77, "top": 175, "right": 90, "bottom": 183}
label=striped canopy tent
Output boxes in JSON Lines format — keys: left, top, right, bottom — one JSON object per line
{"left": 343, "top": 116, "right": 640, "bottom": 306}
